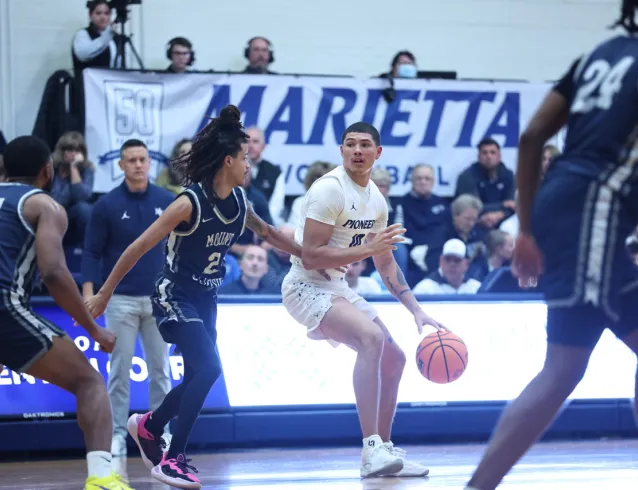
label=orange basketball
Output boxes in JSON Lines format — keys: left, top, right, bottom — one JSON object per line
{"left": 416, "top": 331, "right": 468, "bottom": 384}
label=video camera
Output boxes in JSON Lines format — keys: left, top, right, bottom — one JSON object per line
{"left": 86, "top": 0, "right": 144, "bottom": 68}
{"left": 87, "top": 0, "right": 141, "bottom": 23}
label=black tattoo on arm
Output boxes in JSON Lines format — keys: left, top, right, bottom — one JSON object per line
{"left": 245, "top": 204, "right": 269, "bottom": 239}
{"left": 385, "top": 267, "right": 411, "bottom": 297}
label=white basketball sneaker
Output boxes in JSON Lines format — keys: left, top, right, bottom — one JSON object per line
{"left": 360, "top": 435, "right": 403, "bottom": 478}
{"left": 380, "top": 442, "right": 430, "bottom": 477}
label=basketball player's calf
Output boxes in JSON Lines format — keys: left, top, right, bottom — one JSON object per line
{"left": 466, "top": 308, "right": 600, "bottom": 490}
{"left": 26, "top": 336, "right": 114, "bottom": 478}
{"left": 317, "top": 298, "right": 403, "bottom": 478}
{"left": 378, "top": 328, "right": 406, "bottom": 443}
{"left": 359, "top": 319, "right": 429, "bottom": 477}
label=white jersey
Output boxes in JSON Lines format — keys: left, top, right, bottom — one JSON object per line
{"left": 290, "top": 166, "right": 388, "bottom": 281}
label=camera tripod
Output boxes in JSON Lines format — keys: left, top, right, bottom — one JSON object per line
{"left": 112, "top": 5, "right": 145, "bottom": 70}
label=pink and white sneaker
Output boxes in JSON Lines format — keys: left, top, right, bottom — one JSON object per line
{"left": 151, "top": 453, "right": 201, "bottom": 489}
{"left": 127, "top": 412, "right": 166, "bottom": 470}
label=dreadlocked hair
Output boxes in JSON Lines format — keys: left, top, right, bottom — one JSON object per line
{"left": 172, "top": 104, "right": 248, "bottom": 196}
{"left": 612, "top": 0, "right": 638, "bottom": 33}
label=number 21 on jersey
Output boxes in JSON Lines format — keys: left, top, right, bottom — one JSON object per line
{"left": 572, "top": 56, "right": 635, "bottom": 113}
{"left": 203, "top": 252, "right": 221, "bottom": 274}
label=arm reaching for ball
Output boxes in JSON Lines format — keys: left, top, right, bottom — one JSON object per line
{"left": 370, "top": 236, "right": 447, "bottom": 335}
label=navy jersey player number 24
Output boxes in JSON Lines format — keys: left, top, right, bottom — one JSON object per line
{"left": 465, "top": 4, "right": 638, "bottom": 489}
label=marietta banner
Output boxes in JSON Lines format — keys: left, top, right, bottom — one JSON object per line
{"left": 83, "top": 69, "right": 557, "bottom": 196}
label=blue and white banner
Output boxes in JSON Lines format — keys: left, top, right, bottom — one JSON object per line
{"left": 84, "top": 69, "right": 554, "bottom": 196}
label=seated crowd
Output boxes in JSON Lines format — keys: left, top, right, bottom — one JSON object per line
{"left": 9, "top": 126, "right": 591, "bottom": 299}
{"left": 9, "top": 0, "right": 638, "bottom": 298}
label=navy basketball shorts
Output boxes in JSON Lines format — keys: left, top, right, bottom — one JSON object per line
{"left": 151, "top": 277, "right": 218, "bottom": 347}
{"left": 532, "top": 167, "right": 638, "bottom": 349}
{"left": 0, "top": 300, "right": 66, "bottom": 373}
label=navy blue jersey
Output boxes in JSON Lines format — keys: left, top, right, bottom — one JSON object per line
{"left": 0, "top": 183, "right": 44, "bottom": 307}
{"left": 554, "top": 35, "right": 638, "bottom": 175}
{"left": 160, "top": 183, "right": 248, "bottom": 292}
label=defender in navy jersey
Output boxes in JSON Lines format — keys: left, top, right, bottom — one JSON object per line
{"left": 466, "top": 3, "right": 638, "bottom": 489}
{"left": 0, "top": 136, "right": 132, "bottom": 490}
{"left": 86, "top": 105, "right": 307, "bottom": 490}
{"left": 157, "top": 181, "right": 247, "bottom": 297}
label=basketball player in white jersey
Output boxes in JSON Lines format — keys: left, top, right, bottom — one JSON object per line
{"left": 282, "top": 122, "right": 444, "bottom": 478}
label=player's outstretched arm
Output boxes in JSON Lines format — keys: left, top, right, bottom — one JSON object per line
{"left": 372, "top": 242, "right": 445, "bottom": 333}
{"left": 245, "top": 202, "right": 302, "bottom": 257}
{"left": 301, "top": 220, "right": 405, "bottom": 271}
{"left": 23, "top": 194, "right": 115, "bottom": 352}
{"left": 86, "top": 195, "right": 193, "bottom": 318}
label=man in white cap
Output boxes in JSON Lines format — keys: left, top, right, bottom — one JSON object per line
{"left": 412, "top": 239, "right": 481, "bottom": 294}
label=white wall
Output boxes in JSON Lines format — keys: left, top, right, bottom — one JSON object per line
{"left": 0, "top": 0, "right": 619, "bottom": 141}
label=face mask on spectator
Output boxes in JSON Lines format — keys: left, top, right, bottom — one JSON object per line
{"left": 397, "top": 64, "right": 417, "bottom": 78}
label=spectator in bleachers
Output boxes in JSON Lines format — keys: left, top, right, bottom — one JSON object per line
{"left": 413, "top": 239, "right": 481, "bottom": 295}
{"left": 370, "top": 167, "right": 409, "bottom": 273}
{"left": 220, "top": 245, "right": 280, "bottom": 294}
{"left": 262, "top": 225, "right": 295, "bottom": 289}
{"left": 499, "top": 191, "right": 519, "bottom": 239}
{"left": 81, "top": 139, "right": 173, "bottom": 460}
{"left": 381, "top": 51, "right": 418, "bottom": 79}
{"left": 246, "top": 126, "right": 285, "bottom": 225}
{"left": 287, "top": 161, "right": 336, "bottom": 229}
{"left": 72, "top": 1, "right": 115, "bottom": 77}
{"left": 156, "top": 138, "right": 192, "bottom": 195}
{"left": 165, "top": 37, "right": 195, "bottom": 73}
{"left": 468, "top": 229, "right": 514, "bottom": 282}
{"left": 242, "top": 37, "right": 276, "bottom": 74}
{"left": 230, "top": 168, "right": 273, "bottom": 256}
{"left": 0, "top": 155, "right": 5, "bottom": 182}
{"left": 50, "top": 131, "right": 95, "bottom": 246}
{"left": 423, "top": 194, "right": 483, "bottom": 275}
{"left": 346, "top": 259, "right": 384, "bottom": 296}
{"left": 542, "top": 144, "right": 561, "bottom": 176}
{"left": 455, "top": 138, "right": 516, "bottom": 231}
{"left": 400, "top": 164, "right": 450, "bottom": 282}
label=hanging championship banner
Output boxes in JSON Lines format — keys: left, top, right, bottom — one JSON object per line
{"left": 83, "top": 69, "right": 552, "bottom": 196}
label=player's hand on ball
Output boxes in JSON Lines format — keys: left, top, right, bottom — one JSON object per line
{"left": 92, "top": 328, "right": 116, "bottom": 353}
{"left": 368, "top": 223, "right": 406, "bottom": 255}
{"left": 413, "top": 308, "right": 448, "bottom": 335}
{"left": 512, "top": 232, "right": 543, "bottom": 289}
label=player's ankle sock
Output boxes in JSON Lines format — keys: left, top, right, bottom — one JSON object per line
{"left": 87, "top": 450, "right": 112, "bottom": 478}
{"left": 145, "top": 412, "right": 164, "bottom": 436}
{"left": 362, "top": 434, "right": 383, "bottom": 448}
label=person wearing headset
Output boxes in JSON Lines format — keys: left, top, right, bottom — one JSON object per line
{"left": 165, "top": 37, "right": 195, "bottom": 73}
{"left": 242, "top": 36, "right": 276, "bottom": 74}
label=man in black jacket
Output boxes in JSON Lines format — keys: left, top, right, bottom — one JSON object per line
{"left": 455, "top": 138, "right": 516, "bottom": 230}
{"left": 246, "top": 127, "right": 286, "bottom": 226}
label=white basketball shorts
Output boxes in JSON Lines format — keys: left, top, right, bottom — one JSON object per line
{"left": 281, "top": 270, "right": 378, "bottom": 341}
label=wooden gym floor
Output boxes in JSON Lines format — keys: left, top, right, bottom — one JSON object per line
{"left": 1, "top": 439, "right": 637, "bottom": 489}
